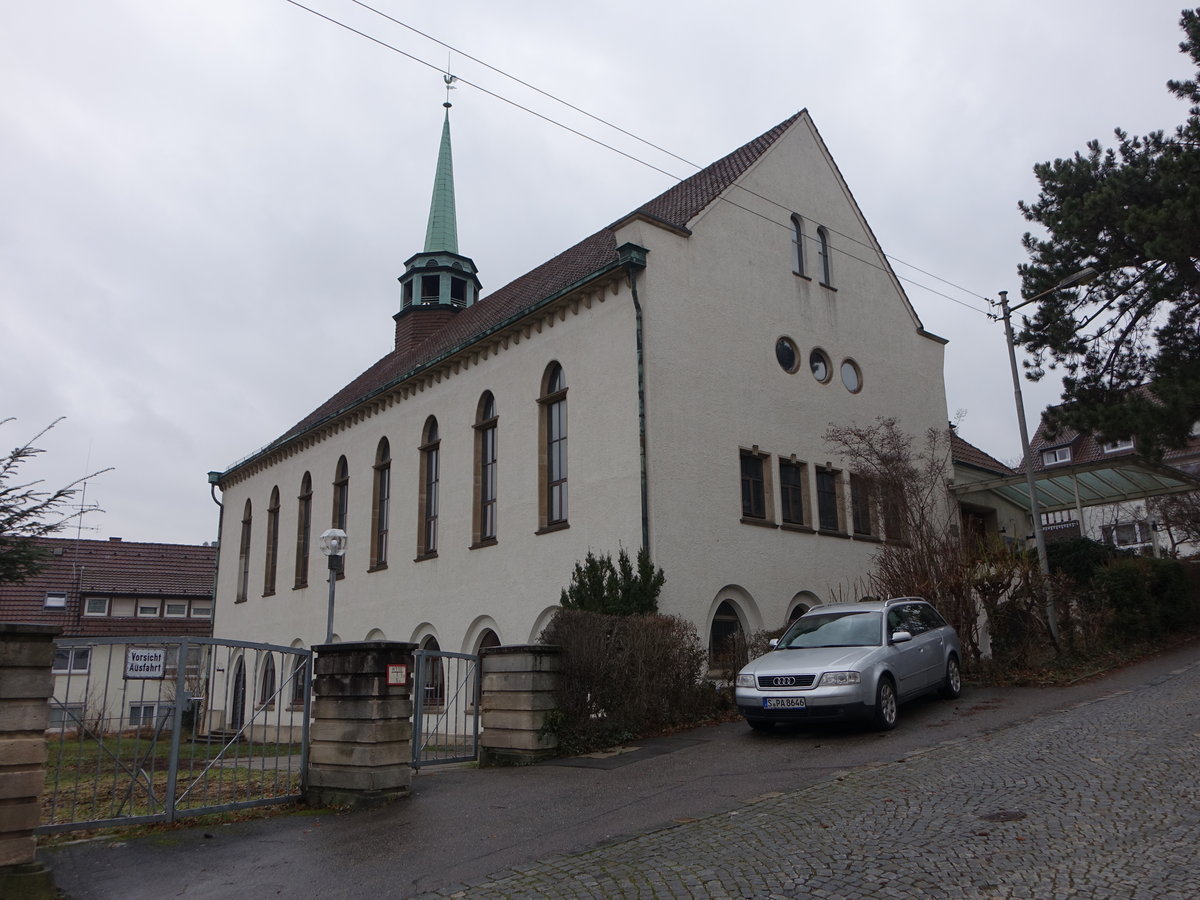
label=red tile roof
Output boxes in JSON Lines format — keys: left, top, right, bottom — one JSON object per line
{"left": 951, "top": 432, "right": 1014, "bottom": 476}
{"left": 246, "top": 113, "right": 803, "bottom": 465}
{"left": 0, "top": 538, "right": 216, "bottom": 638}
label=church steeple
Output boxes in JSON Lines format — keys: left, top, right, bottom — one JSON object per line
{"left": 395, "top": 86, "right": 481, "bottom": 352}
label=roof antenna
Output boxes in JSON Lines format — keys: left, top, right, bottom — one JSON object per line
{"left": 443, "top": 54, "right": 457, "bottom": 110}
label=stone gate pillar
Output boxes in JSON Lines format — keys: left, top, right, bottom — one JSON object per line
{"left": 478, "top": 644, "right": 561, "bottom": 767}
{"left": 0, "top": 623, "right": 60, "bottom": 900}
{"left": 305, "top": 641, "right": 416, "bottom": 810}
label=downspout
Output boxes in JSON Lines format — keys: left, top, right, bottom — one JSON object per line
{"left": 206, "top": 471, "right": 224, "bottom": 630}
{"left": 617, "top": 243, "right": 650, "bottom": 553}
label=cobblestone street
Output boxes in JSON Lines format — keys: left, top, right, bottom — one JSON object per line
{"left": 434, "top": 658, "right": 1200, "bottom": 899}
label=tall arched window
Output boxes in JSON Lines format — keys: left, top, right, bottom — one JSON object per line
{"left": 331, "top": 456, "right": 349, "bottom": 531}
{"left": 371, "top": 438, "right": 391, "bottom": 569}
{"left": 473, "top": 392, "right": 498, "bottom": 546}
{"left": 817, "top": 226, "right": 833, "bottom": 287}
{"left": 236, "top": 499, "right": 252, "bottom": 602}
{"left": 538, "top": 363, "right": 568, "bottom": 530}
{"left": 263, "top": 486, "right": 280, "bottom": 596}
{"left": 418, "top": 417, "right": 440, "bottom": 558}
{"left": 258, "top": 654, "right": 276, "bottom": 708}
{"left": 294, "top": 472, "right": 312, "bottom": 589}
{"left": 790, "top": 213, "right": 806, "bottom": 277}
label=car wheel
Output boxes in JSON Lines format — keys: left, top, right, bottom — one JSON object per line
{"left": 746, "top": 718, "right": 774, "bottom": 732}
{"left": 940, "top": 654, "right": 962, "bottom": 699}
{"left": 873, "top": 676, "right": 898, "bottom": 731}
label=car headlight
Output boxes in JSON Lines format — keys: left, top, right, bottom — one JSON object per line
{"left": 818, "top": 671, "right": 861, "bottom": 687}
{"left": 735, "top": 674, "right": 756, "bottom": 688}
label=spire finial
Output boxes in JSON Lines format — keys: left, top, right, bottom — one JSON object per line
{"left": 443, "top": 56, "right": 456, "bottom": 109}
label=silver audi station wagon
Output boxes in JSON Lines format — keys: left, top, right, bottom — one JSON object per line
{"left": 734, "top": 597, "right": 962, "bottom": 732}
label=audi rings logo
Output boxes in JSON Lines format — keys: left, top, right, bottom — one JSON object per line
{"left": 771, "top": 676, "right": 797, "bottom": 686}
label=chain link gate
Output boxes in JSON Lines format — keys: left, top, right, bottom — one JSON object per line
{"left": 38, "top": 636, "right": 311, "bottom": 833}
{"left": 411, "top": 649, "right": 480, "bottom": 768}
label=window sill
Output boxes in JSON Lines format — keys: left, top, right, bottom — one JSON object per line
{"left": 817, "top": 528, "right": 851, "bottom": 539}
{"left": 740, "top": 516, "right": 778, "bottom": 529}
{"left": 470, "top": 538, "right": 498, "bottom": 550}
{"left": 262, "top": 590, "right": 276, "bottom": 598}
{"left": 293, "top": 582, "right": 308, "bottom": 591}
{"left": 780, "top": 522, "right": 815, "bottom": 534}
{"left": 235, "top": 597, "right": 247, "bottom": 604}
{"left": 819, "top": 282, "right": 837, "bottom": 291}
{"left": 368, "top": 563, "right": 388, "bottom": 573}
{"left": 414, "top": 551, "right": 439, "bottom": 563}
{"left": 853, "top": 533, "right": 882, "bottom": 543}
{"left": 794, "top": 272, "right": 812, "bottom": 281}
{"left": 536, "top": 521, "right": 570, "bottom": 536}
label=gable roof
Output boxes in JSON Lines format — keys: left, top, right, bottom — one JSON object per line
{"left": 950, "top": 432, "right": 1014, "bottom": 477}
{"left": 229, "top": 113, "right": 803, "bottom": 472}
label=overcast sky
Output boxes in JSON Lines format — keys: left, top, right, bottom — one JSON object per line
{"left": 2, "top": 1, "right": 1193, "bottom": 545}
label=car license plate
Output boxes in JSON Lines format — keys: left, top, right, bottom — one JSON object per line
{"left": 763, "top": 697, "right": 806, "bottom": 709}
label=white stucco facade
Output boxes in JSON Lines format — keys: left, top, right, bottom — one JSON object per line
{"left": 211, "top": 111, "right": 949, "bottom": 660}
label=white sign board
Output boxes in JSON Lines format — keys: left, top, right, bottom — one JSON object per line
{"left": 125, "top": 647, "right": 167, "bottom": 679}
{"left": 387, "top": 664, "right": 407, "bottom": 686}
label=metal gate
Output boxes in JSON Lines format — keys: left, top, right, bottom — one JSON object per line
{"left": 38, "top": 636, "right": 311, "bottom": 833}
{"left": 411, "top": 649, "right": 480, "bottom": 768}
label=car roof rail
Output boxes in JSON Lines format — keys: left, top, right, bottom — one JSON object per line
{"left": 884, "top": 596, "right": 923, "bottom": 606}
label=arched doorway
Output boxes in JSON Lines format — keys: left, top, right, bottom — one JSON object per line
{"left": 709, "top": 600, "right": 746, "bottom": 673}
{"left": 420, "top": 635, "right": 445, "bottom": 708}
{"left": 476, "top": 629, "right": 500, "bottom": 652}
{"left": 230, "top": 657, "right": 246, "bottom": 731}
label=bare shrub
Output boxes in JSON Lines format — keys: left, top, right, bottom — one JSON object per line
{"left": 539, "top": 609, "right": 729, "bottom": 755}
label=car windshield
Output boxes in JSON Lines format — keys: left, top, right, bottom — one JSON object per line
{"left": 777, "top": 611, "right": 882, "bottom": 649}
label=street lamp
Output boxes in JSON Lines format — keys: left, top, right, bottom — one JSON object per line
{"left": 318, "top": 528, "right": 348, "bottom": 644}
{"left": 997, "top": 266, "right": 1099, "bottom": 643}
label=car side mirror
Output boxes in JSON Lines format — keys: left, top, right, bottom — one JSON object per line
{"left": 768, "top": 638, "right": 779, "bottom": 649}
{"left": 890, "top": 630, "right": 913, "bottom": 644}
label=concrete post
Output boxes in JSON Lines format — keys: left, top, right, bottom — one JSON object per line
{"left": 0, "top": 623, "right": 60, "bottom": 900}
{"left": 478, "top": 645, "right": 561, "bottom": 767}
{"left": 305, "top": 641, "right": 416, "bottom": 810}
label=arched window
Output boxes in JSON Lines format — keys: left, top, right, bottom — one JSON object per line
{"left": 263, "top": 486, "right": 280, "bottom": 596}
{"left": 790, "top": 213, "right": 806, "bottom": 277}
{"left": 289, "top": 653, "right": 308, "bottom": 707}
{"left": 473, "top": 392, "right": 498, "bottom": 546}
{"left": 709, "top": 600, "right": 746, "bottom": 672}
{"left": 817, "top": 226, "right": 833, "bottom": 287}
{"left": 371, "top": 438, "right": 391, "bottom": 569}
{"left": 538, "top": 363, "right": 568, "bottom": 530}
{"left": 332, "top": 456, "right": 349, "bottom": 532}
{"left": 258, "top": 654, "right": 276, "bottom": 708}
{"left": 477, "top": 629, "right": 501, "bottom": 652}
{"left": 418, "top": 417, "right": 440, "bottom": 558}
{"left": 420, "top": 635, "right": 445, "bottom": 708}
{"left": 294, "top": 472, "right": 312, "bottom": 589}
{"left": 236, "top": 499, "right": 252, "bottom": 602}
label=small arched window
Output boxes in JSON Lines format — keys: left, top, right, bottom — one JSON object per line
{"left": 474, "top": 392, "right": 498, "bottom": 546}
{"left": 418, "top": 417, "right": 440, "bottom": 558}
{"left": 790, "top": 214, "right": 806, "bottom": 277}
{"left": 371, "top": 438, "right": 391, "bottom": 569}
{"left": 538, "top": 363, "right": 568, "bottom": 530}
{"left": 816, "top": 226, "right": 833, "bottom": 287}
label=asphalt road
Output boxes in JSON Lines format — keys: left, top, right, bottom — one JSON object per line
{"left": 45, "top": 638, "right": 1200, "bottom": 899}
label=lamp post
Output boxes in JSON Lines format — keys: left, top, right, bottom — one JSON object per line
{"left": 997, "top": 266, "right": 1099, "bottom": 643}
{"left": 318, "top": 528, "right": 348, "bottom": 644}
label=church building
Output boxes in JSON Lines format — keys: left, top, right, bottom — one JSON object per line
{"left": 209, "top": 106, "right": 950, "bottom": 661}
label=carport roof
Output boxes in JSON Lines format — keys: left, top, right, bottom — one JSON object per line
{"left": 950, "top": 457, "right": 1200, "bottom": 514}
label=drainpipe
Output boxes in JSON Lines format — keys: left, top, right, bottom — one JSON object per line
{"left": 207, "top": 471, "right": 224, "bottom": 629}
{"left": 617, "top": 243, "right": 650, "bottom": 554}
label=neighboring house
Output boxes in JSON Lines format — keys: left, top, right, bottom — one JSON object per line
{"left": 0, "top": 537, "right": 216, "bottom": 728}
{"left": 950, "top": 430, "right": 1027, "bottom": 546}
{"left": 210, "top": 107, "right": 950, "bottom": 666}
{"left": 1029, "top": 412, "right": 1200, "bottom": 557}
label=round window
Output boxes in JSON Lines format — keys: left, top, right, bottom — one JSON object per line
{"left": 775, "top": 337, "right": 799, "bottom": 373}
{"left": 810, "top": 349, "right": 831, "bottom": 383}
{"left": 841, "top": 359, "right": 862, "bottom": 393}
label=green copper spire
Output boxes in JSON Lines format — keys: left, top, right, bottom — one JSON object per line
{"left": 423, "top": 106, "right": 458, "bottom": 254}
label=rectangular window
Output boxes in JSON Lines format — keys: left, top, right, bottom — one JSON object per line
{"left": 741, "top": 452, "right": 766, "bottom": 519}
{"left": 850, "top": 474, "right": 875, "bottom": 537}
{"left": 191, "top": 602, "right": 212, "bottom": 619}
{"left": 53, "top": 647, "right": 90, "bottom": 674}
{"left": 1041, "top": 447, "right": 1072, "bottom": 466}
{"left": 138, "top": 600, "right": 161, "bottom": 618}
{"left": 883, "top": 486, "right": 908, "bottom": 544}
{"left": 48, "top": 703, "right": 85, "bottom": 730}
{"left": 164, "top": 601, "right": 188, "bottom": 618}
{"left": 128, "top": 704, "right": 161, "bottom": 727}
{"left": 779, "top": 459, "right": 807, "bottom": 526}
{"left": 84, "top": 596, "right": 109, "bottom": 617}
{"left": 44, "top": 592, "right": 67, "bottom": 610}
{"left": 1101, "top": 438, "right": 1134, "bottom": 453}
{"left": 816, "top": 468, "right": 842, "bottom": 532}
